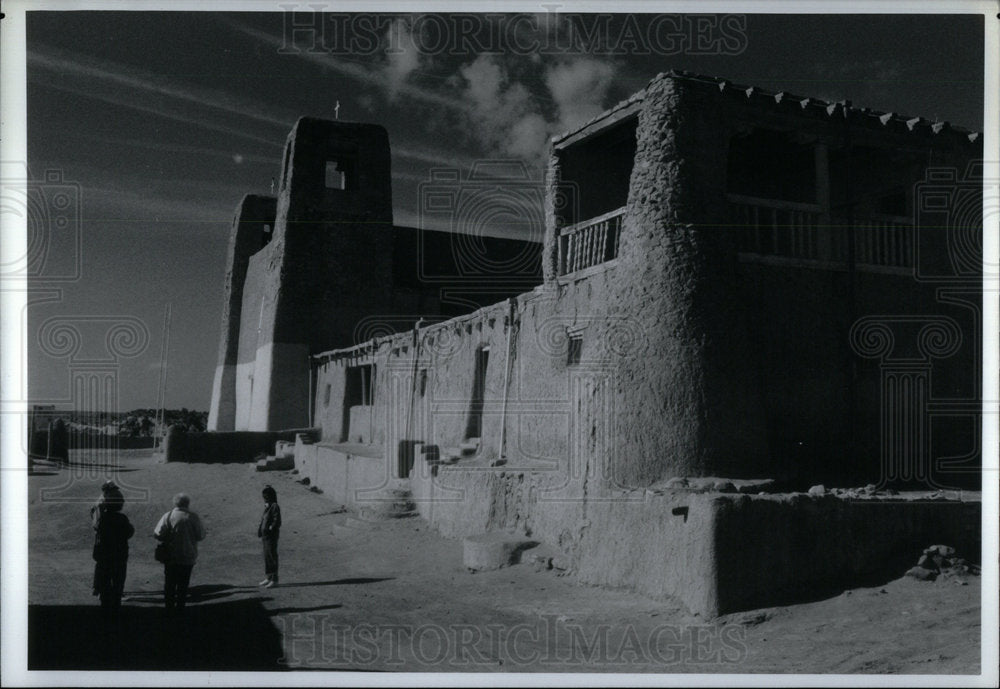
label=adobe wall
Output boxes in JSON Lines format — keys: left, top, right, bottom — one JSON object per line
{"left": 163, "top": 426, "right": 302, "bottom": 463}
{"left": 234, "top": 245, "right": 274, "bottom": 430}
{"left": 542, "top": 71, "right": 981, "bottom": 488}
{"left": 682, "top": 72, "right": 982, "bottom": 489}
{"left": 208, "top": 194, "right": 276, "bottom": 431}
{"left": 739, "top": 261, "right": 980, "bottom": 489}
{"left": 312, "top": 260, "right": 637, "bottom": 482}
{"left": 221, "top": 120, "right": 397, "bottom": 431}
{"left": 593, "top": 73, "right": 769, "bottom": 485}
{"left": 411, "top": 457, "right": 980, "bottom": 617}
{"left": 712, "top": 492, "right": 981, "bottom": 614}
{"left": 294, "top": 442, "right": 389, "bottom": 507}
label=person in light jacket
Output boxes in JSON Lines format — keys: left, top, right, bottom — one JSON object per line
{"left": 257, "top": 485, "right": 282, "bottom": 588}
{"left": 153, "top": 492, "right": 206, "bottom": 613}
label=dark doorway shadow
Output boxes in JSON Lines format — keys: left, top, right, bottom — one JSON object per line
{"left": 29, "top": 599, "right": 287, "bottom": 671}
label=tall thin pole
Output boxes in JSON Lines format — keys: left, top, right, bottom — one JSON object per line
{"left": 499, "top": 299, "right": 516, "bottom": 459}
{"left": 154, "top": 304, "right": 171, "bottom": 450}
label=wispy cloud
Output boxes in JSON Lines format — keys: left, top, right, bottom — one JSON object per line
{"left": 393, "top": 145, "right": 477, "bottom": 168}
{"left": 79, "top": 133, "right": 283, "bottom": 167}
{"left": 83, "top": 185, "right": 237, "bottom": 226}
{"left": 28, "top": 44, "right": 295, "bottom": 149}
{"left": 41, "top": 159, "right": 253, "bottom": 225}
{"left": 30, "top": 75, "right": 283, "bottom": 150}
{"left": 29, "top": 44, "right": 298, "bottom": 130}
{"left": 392, "top": 207, "right": 539, "bottom": 241}
{"left": 224, "top": 19, "right": 468, "bottom": 113}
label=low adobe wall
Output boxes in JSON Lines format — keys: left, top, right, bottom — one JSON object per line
{"left": 164, "top": 426, "right": 313, "bottom": 463}
{"left": 294, "top": 440, "right": 392, "bottom": 507}
{"left": 409, "top": 455, "right": 718, "bottom": 615}
{"left": 712, "top": 492, "right": 981, "bottom": 614}
{"left": 409, "top": 453, "right": 981, "bottom": 617}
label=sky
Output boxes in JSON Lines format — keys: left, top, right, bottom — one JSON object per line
{"left": 24, "top": 10, "right": 985, "bottom": 412}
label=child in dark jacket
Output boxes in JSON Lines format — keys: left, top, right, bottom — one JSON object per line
{"left": 90, "top": 481, "right": 135, "bottom": 615}
{"left": 257, "top": 485, "right": 282, "bottom": 587}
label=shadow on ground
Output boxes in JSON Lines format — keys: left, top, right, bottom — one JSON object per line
{"left": 29, "top": 598, "right": 287, "bottom": 671}
{"left": 276, "top": 577, "right": 394, "bottom": 588}
{"left": 122, "top": 583, "right": 259, "bottom": 605}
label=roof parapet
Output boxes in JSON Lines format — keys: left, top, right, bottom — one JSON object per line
{"left": 551, "top": 68, "right": 979, "bottom": 149}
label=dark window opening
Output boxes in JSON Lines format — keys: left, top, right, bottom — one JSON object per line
{"left": 323, "top": 383, "right": 331, "bottom": 407}
{"left": 418, "top": 369, "right": 428, "bottom": 398}
{"left": 727, "top": 129, "right": 817, "bottom": 203}
{"left": 341, "top": 364, "right": 375, "bottom": 442}
{"left": 465, "top": 347, "right": 489, "bottom": 440}
{"left": 555, "top": 116, "right": 637, "bottom": 229}
{"left": 567, "top": 333, "right": 582, "bottom": 366}
{"left": 554, "top": 117, "right": 636, "bottom": 275}
{"left": 325, "top": 157, "right": 357, "bottom": 191}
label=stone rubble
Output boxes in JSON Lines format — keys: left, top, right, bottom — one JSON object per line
{"left": 904, "top": 544, "right": 980, "bottom": 582}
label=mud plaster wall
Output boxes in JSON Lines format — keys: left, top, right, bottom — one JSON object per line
{"left": 208, "top": 194, "right": 276, "bottom": 431}
{"left": 739, "top": 261, "right": 981, "bottom": 489}
{"left": 294, "top": 443, "right": 387, "bottom": 506}
{"left": 233, "top": 245, "right": 274, "bottom": 430}
{"left": 313, "top": 260, "right": 637, "bottom": 482}
{"left": 226, "top": 120, "right": 396, "bottom": 431}
{"left": 164, "top": 427, "right": 300, "bottom": 463}
{"left": 711, "top": 494, "right": 982, "bottom": 615}
{"left": 411, "top": 457, "right": 720, "bottom": 616}
{"left": 412, "top": 459, "right": 981, "bottom": 617}
{"left": 601, "top": 73, "right": 769, "bottom": 485}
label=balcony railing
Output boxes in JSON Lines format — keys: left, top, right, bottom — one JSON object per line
{"left": 732, "top": 200, "right": 822, "bottom": 261}
{"left": 558, "top": 207, "right": 625, "bottom": 276}
{"left": 731, "top": 195, "right": 914, "bottom": 270}
{"left": 852, "top": 219, "right": 914, "bottom": 268}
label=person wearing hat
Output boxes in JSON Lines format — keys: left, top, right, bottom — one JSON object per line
{"left": 257, "top": 485, "right": 282, "bottom": 588}
{"left": 90, "top": 481, "right": 134, "bottom": 616}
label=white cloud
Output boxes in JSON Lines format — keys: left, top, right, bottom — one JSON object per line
{"left": 457, "top": 55, "right": 550, "bottom": 166}
{"left": 506, "top": 113, "right": 550, "bottom": 162}
{"left": 453, "top": 55, "right": 619, "bottom": 167}
{"left": 545, "top": 58, "right": 618, "bottom": 133}
{"left": 383, "top": 18, "right": 421, "bottom": 100}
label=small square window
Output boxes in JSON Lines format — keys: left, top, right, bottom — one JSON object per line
{"left": 325, "top": 161, "right": 346, "bottom": 190}
{"left": 567, "top": 334, "right": 582, "bottom": 366}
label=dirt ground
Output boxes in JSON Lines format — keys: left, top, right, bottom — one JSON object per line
{"left": 26, "top": 449, "right": 982, "bottom": 675}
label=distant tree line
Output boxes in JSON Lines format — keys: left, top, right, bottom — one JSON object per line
{"left": 58, "top": 409, "right": 207, "bottom": 436}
